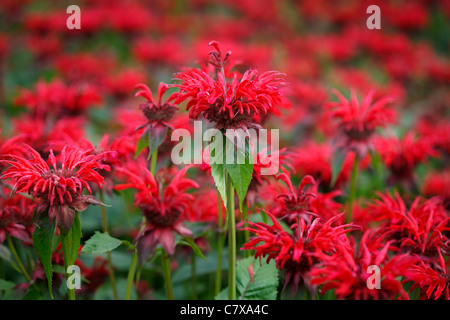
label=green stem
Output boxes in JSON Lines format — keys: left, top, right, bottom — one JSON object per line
{"left": 347, "top": 154, "right": 360, "bottom": 223}
{"left": 125, "top": 250, "right": 138, "bottom": 300}
{"left": 215, "top": 191, "right": 224, "bottom": 297}
{"left": 161, "top": 249, "right": 174, "bottom": 300}
{"left": 7, "top": 236, "right": 31, "bottom": 281}
{"left": 99, "top": 191, "right": 119, "bottom": 300}
{"left": 226, "top": 173, "right": 236, "bottom": 300}
{"left": 191, "top": 252, "right": 197, "bottom": 299}
{"left": 150, "top": 148, "right": 158, "bottom": 174}
{"left": 60, "top": 233, "right": 75, "bottom": 300}
{"left": 242, "top": 202, "right": 251, "bottom": 258}
{"left": 125, "top": 148, "right": 158, "bottom": 300}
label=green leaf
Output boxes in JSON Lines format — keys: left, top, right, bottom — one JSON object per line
{"left": 135, "top": 131, "right": 149, "bottom": 159}
{"left": 216, "top": 257, "right": 278, "bottom": 300}
{"left": 0, "top": 279, "right": 15, "bottom": 291}
{"left": 147, "top": 125, "right": 168, "bottom": 158}
{"left": 0, "top": 243, "right": 11, "bottom": 263}
{"left": 179, "top": 237, "right": 206, "bottom": 259}
{"left": 210, "top": 162, "right": 227, "bottom": 208}
{"left": 224, "top": 137, "right": 253, "bottom": 211}
{"left": 32, "top": 214, "right": 56, "bottom": 299}
{"left": 331, "top": 148, "right": 346, "bottom": 187}
{"left": 81, "top": 232, "right": 123, "bottom": 254}
{"left": 68, "top": 212, "right": 81, "bottom": 265}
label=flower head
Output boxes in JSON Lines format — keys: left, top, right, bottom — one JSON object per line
{"left": 172, "top": 41, "right": 287, "bottom": 130}
{"left": 327, "top": 89, "right": 396, "bottom": 157}
{"left": 310, "top": 231, "right": 418, "bottom": 300}
{"left": 115, "top": 164, "right": 199, "bottom": 260}
{"left": 1, "top": 144, "right": 113, "bottom": 233}
{"left": 243, "top": 209, "right": 356, "bottom": 292}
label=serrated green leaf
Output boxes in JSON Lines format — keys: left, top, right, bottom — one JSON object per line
{"left": 81, "top": 232, "right": 123, "bottom": 254}
{"left": 179, "top": 237, "right": 206, "bottom": 259}
{"left": 211, "top": 162, "right": 227, "bottom": 208}
{"left": 216, "top": 257, "right": 278, "bottom": 300}
{"left": 32, "top": 214, "right": 56, "bottom": 299}
{"left": 68, "top": 212, "right": 81, "bottom": 265}
{"left": 331, "top": 147, "right": 346, "bottom": 187}
{"left": 224, "top": 138, "right": 253, "bottom": 211}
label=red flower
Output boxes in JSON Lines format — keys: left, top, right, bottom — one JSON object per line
{"left": 134, "top": 82, "right": 179, "bottom": 152}
{"left": 1, "top": 144, "right": 113, "bottom": 233}
{"left": 243, "top": 209, "right": 356, "bottom": 292}
{"left": 327, "top": 89, "right": 396, "bottom": 157}
{"left": 172, "top": 41, "right": 287, "bottom": 130}
{"left": 368, "top": 192, "right": 450, "bottom": 258}
{"left": 405, "top": 261, "right": 449, "bottom": 300}
{"left": 0, "top": 190, "right": 36, "bottom": 243}
{"left": 115, "top": 164, "right": 199, "bottom": 260}
{"left": 423, "top": 170, "right": 450, "bottom": 209}
{"left": 374, "top": 132, "right": 437, "bottom": 184}
{"left": 14, "top": 79, "right": 102, "bottom": 119}
{"left": 310, "top": 231, "right": 418, "bottom": 300}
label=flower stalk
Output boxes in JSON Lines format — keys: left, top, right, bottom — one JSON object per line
{"left": 226, "top": 173, "right": 236, "bottom": 300}
{"left": 347, "top": 154, "right": 360, "bottom": 223}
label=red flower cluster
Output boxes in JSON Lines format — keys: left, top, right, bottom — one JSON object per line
{"left": 1, "top": 144, "right": 113, "bottom": 232}
{"left": 172, "top": 41, "right": 287, "bottom": 130}
{"left": 115, "top": 164, "right": 198, "bottom": 260}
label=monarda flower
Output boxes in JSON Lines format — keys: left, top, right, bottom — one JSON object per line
{"left": 326, "top": 89, "right": 396, "bottom": 157}
{"left": 405, "top": 260, "right": 449, "bottom": 300}
{"left": 374, "top": 132, "right": 437, "bottom": 186}
{"left": 134, "top": 82, "right": 178, "bottom": 153}
{"left": 368, "top": 192, "right": 450, "bottom": 259}
{"left": 1, "top": 144, "right": 113, "bottom": 233}
{"left": 115, "top": 164, "right": 199, "bottom": 261}
{"left": 422, "top": 170, "right": 450, "bottom": 210}
{"left": 243, "top": 209, "right": 356, "bottom": 293}
{"left": 172, "top": 41, "right": 287, "bottom": 130}
{"left": 309, "top": 231, "right": 418, "bottom": 300}
{"left": 0, "top": 189, "right": 36, "bottom": 243}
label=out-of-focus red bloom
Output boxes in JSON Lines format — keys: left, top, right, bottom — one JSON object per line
{"left": 12, "top": 116, "right": 90, "bottom": 155}
{"left": 291, "top": 141, "right": 355, "bottom": 188}
{"left": 374, "top": 132, "right": 438, "bottom": 184}
{"left": 14, "top": 79, "right": 102, "bottom": 119}
{"left": 310, "top": 231, "right": 418, "bottom": 300}
{"left": 78, "top": 257, "right": 109, "bottom": 295}
{"left": 1, "top": 144, "right": 113, "bottom": 233}
{"left": 368, "top": 192, "right": 450, "bottom": 259}
{"left": 0, "top": 189, "right": 36, "bottom": 243}
{"left": 405, "top": 261, "right": 449, "bottom": 300}
{"left": 187, "top": 189, "right": 223, "bottom": 224}
{"left": 115, "top": 164, "right": 198, "bottom": 260}
{"left": 102, "top": 69, "right": 147, "bottom": 100}
{"left": 423, "top": 170, "right": 450, "bottom": 210}
{"left": 327, "top": 89, "right": 396, "bottom": 157}
{"left": 243, "top": 209, "right": 356, "bottom": 292}
{"left": 417, "top": 118, "right": 450, "bottom": 155}
{"left": 172, "top": 41, "right": 287, "bottom": 130}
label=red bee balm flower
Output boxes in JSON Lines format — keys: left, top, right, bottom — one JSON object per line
{"left": 172, "top": 41, "right": 287, "bottom": 130}
{"left": 115, "top": 164, "right": 199, "bottom": 261}
{"left": 327, "top": 89, "right": 396, "bottom": 157}
{"left": 243, "top": 209, "right": 356, "bottom": 292}
{"left": 1, "top": 144, "right": 113, "bottom": 233}
{"left": 134, "top": 82, "right": 179, "bottom": 153}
